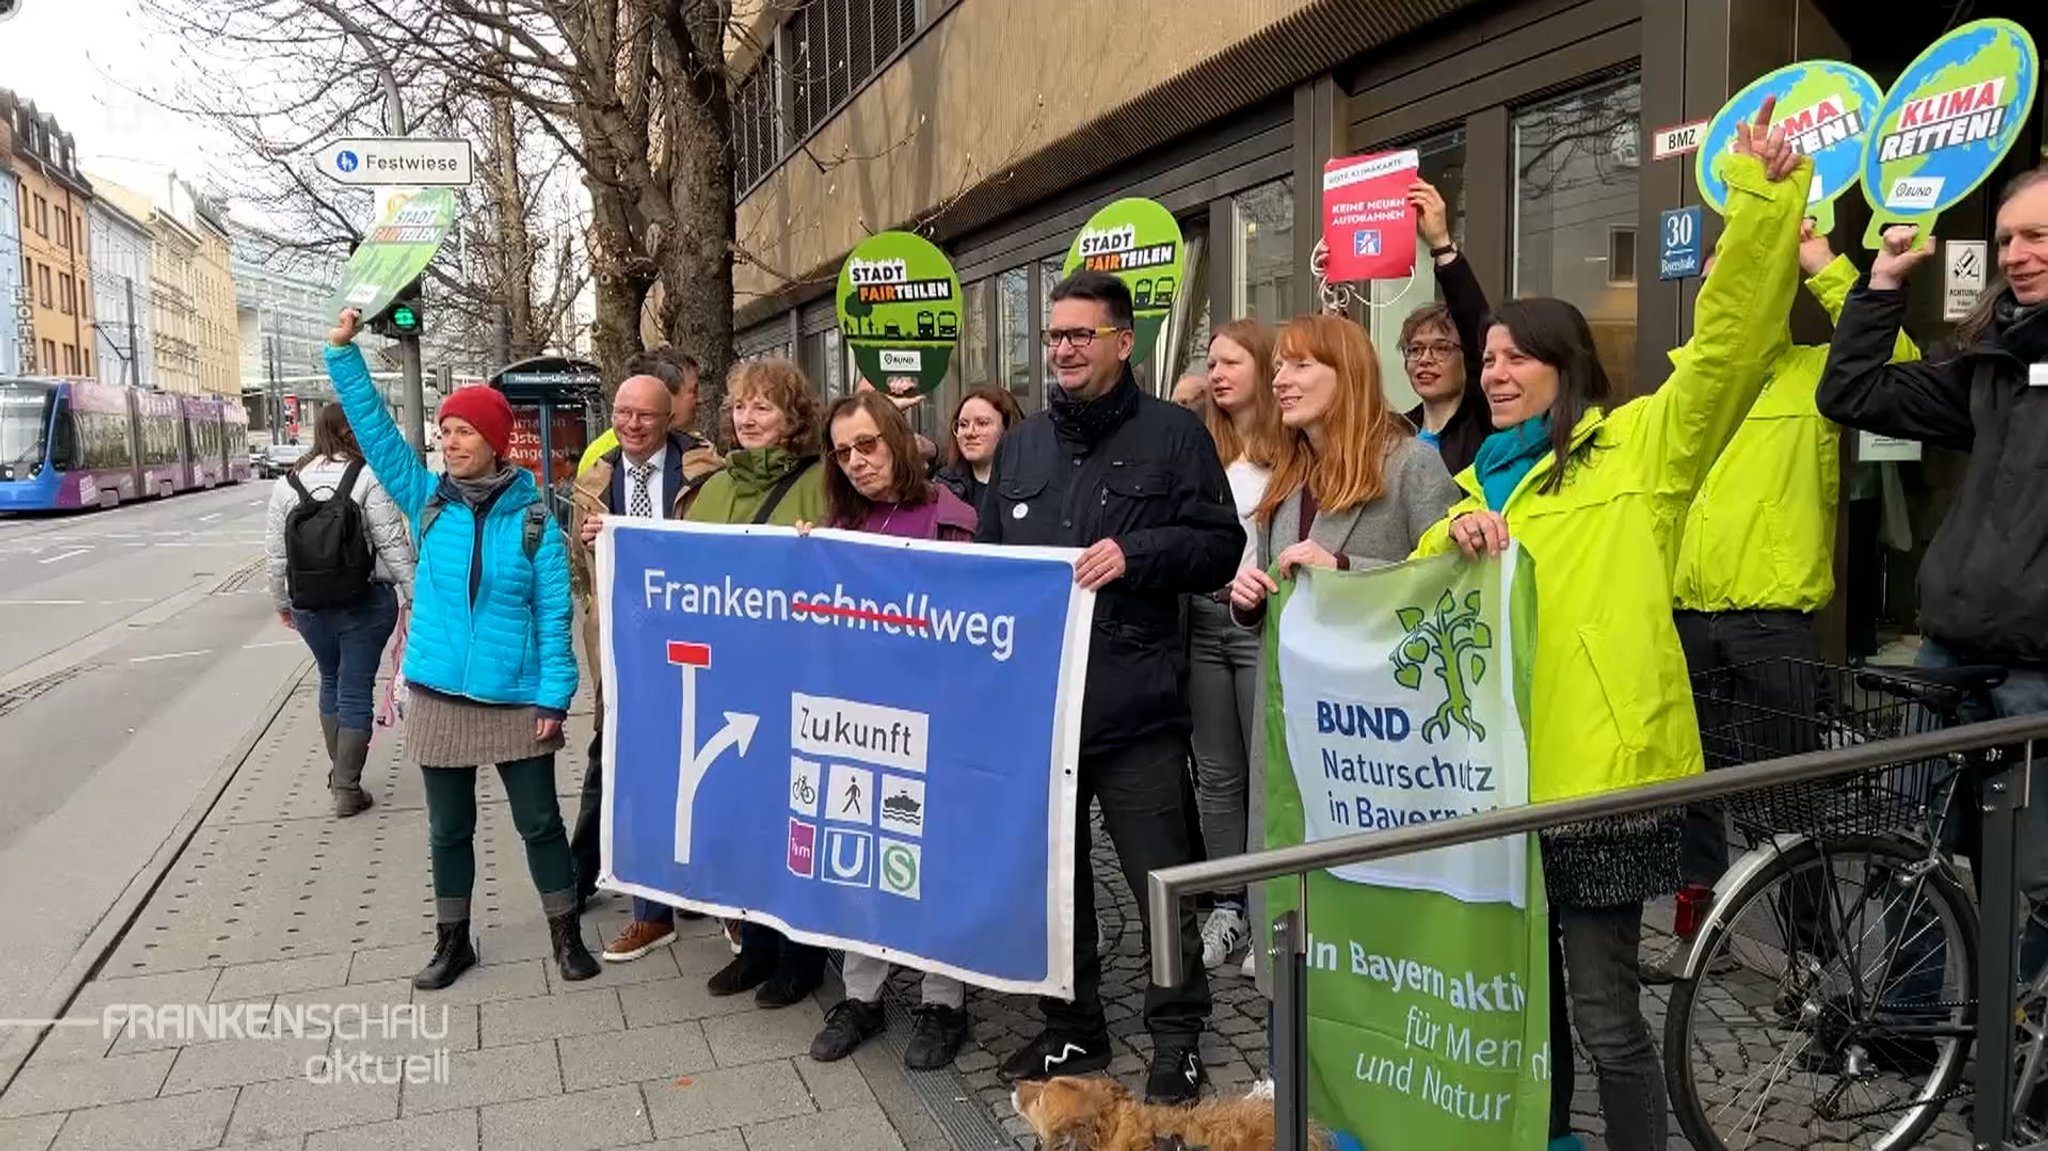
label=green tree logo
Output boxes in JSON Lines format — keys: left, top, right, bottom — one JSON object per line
{"left": 1391, "top": 590, "right": 1492, "bottom": 743}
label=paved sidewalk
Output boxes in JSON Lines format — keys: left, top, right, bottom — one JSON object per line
{"left": 0, "top": 671, "right": 1981, "bottom": 1150}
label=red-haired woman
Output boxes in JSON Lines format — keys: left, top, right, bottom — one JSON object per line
{"left": 1228, "top": 312, "right": 1461, "bottom": 987}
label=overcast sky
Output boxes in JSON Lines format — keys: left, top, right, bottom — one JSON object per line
{"left": 0, "top": 0, "right": 230, "bottom": 194}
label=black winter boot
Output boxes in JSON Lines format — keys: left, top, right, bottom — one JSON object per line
{"left": 550, "top": 912, "right": 600, "bottom": 982}
{"left": 413, "top": 922, "right": 478, "bottom": 990}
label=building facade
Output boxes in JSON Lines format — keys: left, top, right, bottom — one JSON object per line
{"left": 727, "top": 0, "right": 2047, "bottom": 665}
{"left": 232, "top": 221, "right": 343, "bottom": 422}
{"left": 94, "top": 175, "right": 207, "bottom": 394}
{"left": 2, "top": 90, "right": 94, "bottom": 379}
{"left": 0, "top": 117, "right": 21, "bottom": 378}
{"left": 193, "top": 204, "right": 238, "bottom": 397}
{"left": 88, "top": 198, "right": 155, "bottom": 388}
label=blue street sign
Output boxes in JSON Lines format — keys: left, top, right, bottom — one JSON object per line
{"left": 1659, "top": 205, "right": 1703, "bottom": 280}
{"left": 335, "top": 150, "right": 359, "bottom": 173}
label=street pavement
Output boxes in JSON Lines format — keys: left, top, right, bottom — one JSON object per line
{"left": 0, "top": 484, "right": 309, "bottom": 1066}
{"left": 0, "top": 488, "right": 1985, "bottom": 1150}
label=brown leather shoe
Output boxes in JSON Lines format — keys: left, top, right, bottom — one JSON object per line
{"left": 601, "top": 918, "right": 677, "bottom": 963}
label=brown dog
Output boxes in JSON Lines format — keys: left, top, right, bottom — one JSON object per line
{"left": 1013, "top": 1076, "right": 1328, "bottom": 1151}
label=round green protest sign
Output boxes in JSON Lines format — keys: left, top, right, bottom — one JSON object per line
{"left": 835, "top": 231, "right": 962, "bottom": 396}
{"left": 1694, "top": 60, "right": 1882, "bottom": 235}
{"left": 1061, "top": 198, "right": 1185, "bottom": 366}
{"left": 1858, "top": 18, "right": 2038, "bottom": 245}
{"left": 330, "top": 187, "right": 459, "bottom": 320}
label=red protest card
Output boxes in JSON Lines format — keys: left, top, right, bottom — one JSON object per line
{"left": 1322, "top": 151, "right": 1420, "bottom": 282}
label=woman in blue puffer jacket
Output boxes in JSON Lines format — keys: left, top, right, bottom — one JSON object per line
{"left": 325, "top": 308, "right": 596, "bottom": 991}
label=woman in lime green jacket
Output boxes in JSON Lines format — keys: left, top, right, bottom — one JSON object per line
{"left": 1417, "top": 110, "right": 1809, "bottom": 1150}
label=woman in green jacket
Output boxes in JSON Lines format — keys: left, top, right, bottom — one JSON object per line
{"left": 1420, "top": 109, "right": 1808, "bottom": 1150}
{"left": 682, "top": 357, "right": 830, "bottom": 1007}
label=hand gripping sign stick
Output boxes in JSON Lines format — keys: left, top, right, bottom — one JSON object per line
{"left": 667, "top": 641, "right": 761, "bottom": 864}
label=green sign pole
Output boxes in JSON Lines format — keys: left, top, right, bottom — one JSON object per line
{"left": 835, "top": 231, "right": 963, "bottom": 396}
{"left": 1061, "top": 198, "right": 1186, "bottom": 368}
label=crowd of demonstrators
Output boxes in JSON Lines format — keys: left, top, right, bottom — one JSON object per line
{"left": 1402, "top": 179, "right": 1494, "bottom": 474}
{"left": 681, "top": 358, "right": 834, "bottom": 1008}
{"left": 323, "top": 306, "right": 596, "bottom": 991}
{"left": 1819, "top": 167, "right": 2048, "bottom": 973}
{"left": 1418, "top": 112, "right": 1808, "bottom": 1150}
{"left": 1183, "top": 319, "right": 1284, "bottom": 975}
{"left": 975, "top": 269, "right": 1244, "bottom": 1103}
{"left": 799, "top": 391, "right": 980, "bottom": 1069}
{"left": 935, "top": 384, "right": 1025, "bottom": 508}
{"left": 567, "top": 354, "right": 725, "bottom": 963}
{"left": 266, "top": 401, "right": 415, "bottom": 818}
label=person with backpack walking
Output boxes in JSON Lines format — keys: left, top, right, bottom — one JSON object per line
{"left": 324, "top": 307, "right": 597, "bottom": 992}
{"left": 266, "top": 402, "right": 415, "bottom": 818}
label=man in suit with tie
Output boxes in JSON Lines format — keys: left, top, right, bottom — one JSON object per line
{"left": 568, "top": 352, "right": 723, "bottom": 958}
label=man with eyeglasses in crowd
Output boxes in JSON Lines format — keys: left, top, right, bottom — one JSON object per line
{"left": 568, "top": 351, "right": 723, "bottom": 951}
{"left": 975, "top": 269, "right": 1244, "bottom": 1103}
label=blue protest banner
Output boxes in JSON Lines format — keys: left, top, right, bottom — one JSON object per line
{"left": 595, "top": 520, "right": 1093, "bottom": 995}
{"left": 1659, "top": 205, "right": 1703, "bottom": 280}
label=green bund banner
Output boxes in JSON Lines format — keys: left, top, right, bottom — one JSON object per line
{"left": 330, "top": 188, "right": 458, "bottom": 320}
{"left": 1264, "top": 549, "right": 1549, "bottom": 1150}
{"left": 1061, "top": 198, "right": 1185, "bottom": 366}
{"left": 836, "top": 231, "right": 963, "bottom": 396}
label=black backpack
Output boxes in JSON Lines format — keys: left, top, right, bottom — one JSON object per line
{"left": 283, "top": 461, "right": 377, "bottom": 610}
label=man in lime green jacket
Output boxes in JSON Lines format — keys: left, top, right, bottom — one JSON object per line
{"left": 1669, "top": 226, "right": 1922, "bottom": 897}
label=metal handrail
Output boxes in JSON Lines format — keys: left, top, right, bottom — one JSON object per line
{"left": 1148, "top": 710, "right": 2048, "bottom": 985}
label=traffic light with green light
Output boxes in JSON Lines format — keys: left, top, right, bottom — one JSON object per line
{"left": 370, "top": 278, "right": 425, "bottom": 338}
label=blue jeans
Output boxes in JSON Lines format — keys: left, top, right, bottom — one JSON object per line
{"left": 632, "top": 898, "right": 673, "bottom": 926}
{"left": 292, "top": 584, "right": 400, "bottom": 733}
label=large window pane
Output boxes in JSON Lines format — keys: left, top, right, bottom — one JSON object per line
{"left": 1039, "top": 256, "right": 1065, "bottom": 406}
{"left": 1233, "top": 178, "right": 1295, "bottom": 324}
{"left": 1513, "top": 75, "right": 1641, "bottom": 397}
{"left": 998, "top": 267, "right": 1033, "bottom": 414}
{"left": 1368, "top": 129, "right": 1468, "bottom": 414}
{"left": 1157, "top": 225, "right": 1208, "bottom": 391}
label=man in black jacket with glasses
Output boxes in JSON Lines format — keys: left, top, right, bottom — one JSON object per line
{"left": 975, "top": 269, "right": 1243, "bottom": 1103}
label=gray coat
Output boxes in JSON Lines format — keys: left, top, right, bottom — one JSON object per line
{"left": 1240, "top": 435, "right": 1460, "bottom": 992}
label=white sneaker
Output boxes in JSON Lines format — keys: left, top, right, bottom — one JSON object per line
{"left": 1241, "top": 951, "right": 1256, "bottom": 978}
{"left": 1246, "top": 1076, "right": 1275, "bottom": 1100}
{"left": 1201, "top": 907, "right": 1249, "bottom": 969}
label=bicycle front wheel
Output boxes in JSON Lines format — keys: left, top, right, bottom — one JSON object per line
{"left": 1664, "top": 834, "right": 1978, "bottom": 1151}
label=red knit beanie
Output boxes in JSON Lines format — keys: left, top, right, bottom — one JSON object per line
{"left": 438, "top": 387, "right": 515, "bottom": 457}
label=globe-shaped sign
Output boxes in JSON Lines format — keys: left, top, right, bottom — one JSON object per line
{"left": 1859, "top": 18, "right": 2039, "bottom": 221}
{"left": 1696, "top": 59, "right": 1882, "bottom": 226}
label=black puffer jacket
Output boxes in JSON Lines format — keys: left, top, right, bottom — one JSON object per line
{"left": 1819, "top": 284, "right": 2048, "bottom": 667}
{"left": 1403, "top": 253, "right": 1494, "bottom": 476}
{"left": 975, "top": 369, "right": 1243, "bottom": 755}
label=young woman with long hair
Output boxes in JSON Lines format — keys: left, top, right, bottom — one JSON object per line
{"left": 1186, "top": 318, "right": 1286, "bottom": 973}
{"left": 1423, "top": 113, "right": 1806, "bottom": 1150}
{"left": 1227, "top": 311, "right": 1462, "bottom": 987}
{"left": 935, "top": 385, "right": 1024, "bottom": 508}
{"left": 264, "top": 401, "right": 415, "bottom": 818}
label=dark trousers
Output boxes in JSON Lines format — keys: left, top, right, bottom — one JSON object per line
{"left": 1042, "top": 732, "right": 1212, "bottom": 1043}
{"left": 572, "top": 706, "right": 681, "bottom": 926}
{"left": 422, "top": 756, "right": 576, "bottom": 922}
{"left": 1547, "top": 905, "right": 1667, "bottom": 1150}
{"left": 292, "top": 584, "right": 399, "bottom": 733}
{"left": 1674, "top": 609, "right": 1820, "bottom": 884}
{"left": 738, "top": 922, "right": 826, "bottom": 980}
{"left": 571, "top": 723, "right": 604, "bottom": 898}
